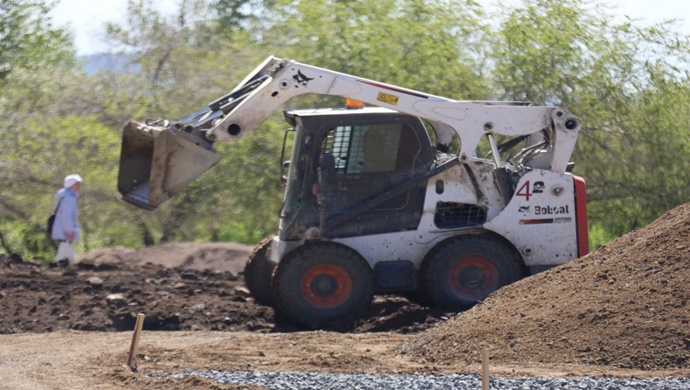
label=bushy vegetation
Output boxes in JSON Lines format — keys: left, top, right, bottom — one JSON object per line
{"left": 1, "top": 0, "right": 689, "bottom": 259}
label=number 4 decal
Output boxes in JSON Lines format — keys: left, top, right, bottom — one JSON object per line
{"left": 516, "top": 180, "right": 531, "bottom": 201}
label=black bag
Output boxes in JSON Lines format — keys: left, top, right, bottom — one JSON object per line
{"left": 46, "top": 198, "right": 63, "bottom": 237}
{"left": 46, "top": 214, "right": 56, "bottom": 236}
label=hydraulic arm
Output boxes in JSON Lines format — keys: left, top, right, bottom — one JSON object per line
{"left": 118, "top": 56, "right": 581, "bottom": 209}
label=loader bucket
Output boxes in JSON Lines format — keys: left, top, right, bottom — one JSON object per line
{"left": 118, "top": 120, "right": 220, "bottom": 209}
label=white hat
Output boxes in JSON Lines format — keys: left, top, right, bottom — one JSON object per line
{"left": 64, "top": 174, "right": 83, "bottom": 188}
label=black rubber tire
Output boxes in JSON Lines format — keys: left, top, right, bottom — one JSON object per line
{"left": 272, "top": 243, "right": 374, "bottom": 330}
{"left": 244, "top": 236, "right": 276, "bottom": 306}
{"left": 421, "top": 234, "right": 524, "bottom": 311}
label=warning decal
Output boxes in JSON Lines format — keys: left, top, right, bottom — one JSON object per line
{"left": 376, "top": 92, "right": 399, "bottom": 105}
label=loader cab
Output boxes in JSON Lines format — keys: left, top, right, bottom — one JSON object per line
{"left": 279, "top": 107, "right": 435, "bottom": 241}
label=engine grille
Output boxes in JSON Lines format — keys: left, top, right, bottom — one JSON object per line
{"left": 434, "top": 202, "right": 487, "bottom": 228}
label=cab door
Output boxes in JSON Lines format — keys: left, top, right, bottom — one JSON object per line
{"left": 315, "top": 114, "right": 434, "bottom": 237}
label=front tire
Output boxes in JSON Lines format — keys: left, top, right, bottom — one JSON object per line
{"left": 421, "top": 234, "right": 524, "bottom": 311}
{"left": 272, "top": 243, "right": 374, "bottom": 330}
{"left": 244, "top": 236, "right": 276, "bottom": 306}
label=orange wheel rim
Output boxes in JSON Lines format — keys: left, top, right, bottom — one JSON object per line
{"left": 448, "top": 255, "right": 499, "bottom": 300}
{"left": 301, "top": 264, "right": 352, "bottom": 309}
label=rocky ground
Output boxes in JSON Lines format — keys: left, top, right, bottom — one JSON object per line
{"left": 1, "top": 204, "right": 689, "bottom": 388}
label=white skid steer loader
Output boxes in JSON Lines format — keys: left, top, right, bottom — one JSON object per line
{"left": 118, "top": 56, "right": 588, "bottom": 329}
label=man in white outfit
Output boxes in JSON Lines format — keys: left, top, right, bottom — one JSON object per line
{"left": 51, "top": 174, "right": 82, "bottom": 265}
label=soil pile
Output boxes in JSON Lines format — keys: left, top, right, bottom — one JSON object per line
{"left": 0, "top": 243, "right": 447, "bottom": 334}
{"left": 401, "top": 204, "right": 690, "bottom": 371}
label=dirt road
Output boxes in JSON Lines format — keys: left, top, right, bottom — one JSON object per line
{"left": 3, "top": 329, "right": 687, "bottom": 390}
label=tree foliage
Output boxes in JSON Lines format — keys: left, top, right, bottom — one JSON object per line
{"left": 0, "top": 0, "right": 78, "bottom": 257}
{"left": 0, "top": 0, "right": 74, "bottom": 86}
{"left": 2, "top": 0, "right": 690, "bottom": 259}
{"left": 102, "top": 0, "right": 284, "bottom": 244}
{"left": 260, "top": 0, "right": 490, "bottom": 99}
{"left": 489, "top": 0, "right": 690, "bottom": 246}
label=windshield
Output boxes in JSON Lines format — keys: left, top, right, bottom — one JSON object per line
{"left": 280, "top": 125, "right": 310, "bottom": 224}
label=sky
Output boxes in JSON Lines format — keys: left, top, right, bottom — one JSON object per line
{"left": 50, "top": 0, "right": 178, "bottom": 55}
{"left": 50, "top": 0, "right": 690, "bottom": 56}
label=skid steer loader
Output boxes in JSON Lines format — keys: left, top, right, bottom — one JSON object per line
{"left": 118, "top": 56, "right": 588, "bottom": 329}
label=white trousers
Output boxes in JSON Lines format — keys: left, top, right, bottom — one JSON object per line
{"left": 55, "top": 241, "right": 76, "bottom": 265}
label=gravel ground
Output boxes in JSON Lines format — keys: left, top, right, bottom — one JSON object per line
{"left": 169, "top": 370, "right": 690, "bottom": 389}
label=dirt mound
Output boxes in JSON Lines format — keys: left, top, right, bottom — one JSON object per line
{"left": 0, "top": 243, "right": 447, "bottom": 334}
{"left": 400, "top": 203, "right": 690, "bottom": 371}
{"left": 79, "top": 242, "right": 254, "bottom": 274}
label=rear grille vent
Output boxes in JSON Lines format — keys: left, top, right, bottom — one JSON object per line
{"left": 434, "top": 202, "right": 487, "bottom": 228}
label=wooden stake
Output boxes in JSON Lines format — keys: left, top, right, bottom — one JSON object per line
{"left": 127, "top": 313, "right": 145, "bottom": 371}
{"left": 481, "top": 348, "right": 490, "bottom": 390}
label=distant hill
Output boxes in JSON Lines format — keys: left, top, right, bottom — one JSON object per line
{"left": 80, "top": 53, "right": 140, "bottom": 74}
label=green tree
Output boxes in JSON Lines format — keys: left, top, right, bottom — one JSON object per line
{"left": 211, "top": 0, "right": 275, "bottom": 31}
{"left": 2, "top": 0, "right": 683, "bottom": 260}
{"left": 492, "top": 0, "right": 690, "bottom": 247}
{"left": 0, "top": 0, "right": 77, "bottom": 257}
{"left": 0, "top": 0, "right": 74, "bottom": 86}
{"left": 106, "top": 0, "right": 690, "bottom": 251}
{"left": 259, "top": 0, "right": 490, "bottom": 99}
{"left": 104, "top": 0, "right": 284, "bottom": 245}
{"left": 100, "top": 0, "right": 498, "bottom": 246}
{"left": 0, "top": 114, "right": 125, "bottom": 258}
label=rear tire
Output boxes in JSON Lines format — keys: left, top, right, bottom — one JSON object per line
{"left": 272, "top": 243, "right": 374, "bottom": 330}
{"left": 244, "top": 236, "right": 276, "bottom": 306}
{"left": 421, "top": 234, "right": 524, "bottom": 311}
